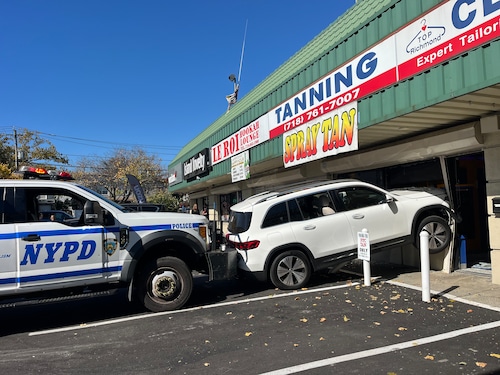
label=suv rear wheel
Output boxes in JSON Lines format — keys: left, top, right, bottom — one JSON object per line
{"left": 269, "top": 250, "right": 311, "bottom": 290}
{"left": 416, "top": 215, "right": 452, "bottom": 254}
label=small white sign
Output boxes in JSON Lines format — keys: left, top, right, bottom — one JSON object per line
{"left": 357, "top": 230, "right": 370, "bottom": 261}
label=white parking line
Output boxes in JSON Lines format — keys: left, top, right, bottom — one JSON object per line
{"left": 28, "top": 282, "right": 359, "bottom": 336}
{"left": 387, "top": 280, "right": 500, "bottom": 313}
{"left": 259, "top": 320, "right": 500, "bottom": 375}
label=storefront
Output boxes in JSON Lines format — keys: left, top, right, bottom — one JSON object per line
{"left": 168, "top": 0, "right": 500, "bottom": 282}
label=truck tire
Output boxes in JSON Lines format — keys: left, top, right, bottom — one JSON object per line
{"left": 416, "top": 215, "right": 452, "bottom": 254}
{"left": 136, "top": 256, "right": 193, "bottom": 312}
{"left": 269, "top": 250, "right": 311, "bottom": 290}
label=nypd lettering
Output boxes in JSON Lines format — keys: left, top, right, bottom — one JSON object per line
{"left": 21, "top": 240, "right": 97, "bottom": 265}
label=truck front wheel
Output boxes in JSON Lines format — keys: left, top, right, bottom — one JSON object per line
{"left": 136, "top": 256, "right": 193, "bottom": 312}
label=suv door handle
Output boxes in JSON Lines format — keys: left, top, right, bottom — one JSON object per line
{"left": 304, "top": 225, "right": 316, "bottom": 230}
{"left": 22, "top": 234, "right": 41, "bottom": 241}
{"left": 352, "top": 214, "right": 365, "bottom": 219}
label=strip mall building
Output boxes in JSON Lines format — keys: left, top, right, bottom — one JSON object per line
{"left": 168, "top": 0, "right": 500, "bottom": 283}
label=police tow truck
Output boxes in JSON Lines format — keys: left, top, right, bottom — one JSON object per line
{"left": 0, "top": 167, "right": 237, "bottom": 312}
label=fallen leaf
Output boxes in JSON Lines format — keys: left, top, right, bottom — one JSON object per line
{"left": 490, "top": 353, "right": 500, "bottom": 359}
{"left": 390, "top": 294, "right": 401, "bottom": 300}
{"left": 300, "top": 318, "right": 308, "bottom": 323}
{"left": 293, "top": 343, "right": 299, "bottom": 347}
{"left": 476, "top": 362, "right": 487, "bottom": 368}
{"left": 373, "top": 321, "right": 381, "bottom": 326}
{"left": 204, "top": 363, "right": 210, "bottom": 367}
{"left": 248, "top": 314, "right": 255, "bottom": 319}
{"left": 205, "top": 340, "right": 210, "bottom": 343}
{"left": 467, "top": 309, "right": 473, "bottom": 313}
{"left": 245, "top": 332, "right": 253, "bottom": 337}
{"left": 226, "top": 311, "right": 233, "bottom": 315}
{"left": 343, "top": 315, "right": 350, "bottom": 322}
{"left": 345, "top": 299, "right": 352, "bottom": 303}
{"left": 398, "top": 327, "right": 408, "bottom": 331}
{"left": 424, "top": 355, "right": 435, "bottom": 361}
{"left": 319, "top": 337, "right": 325, "bottom": 341}
{"left": 320, "top": 317, "right": 327, "bottom": 322}
{"left": 295, "top": 297, "right": 300, "bottom": 301}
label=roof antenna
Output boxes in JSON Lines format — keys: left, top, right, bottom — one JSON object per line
{"left": 226, "top": 19, "right": 248, "bottom": 112}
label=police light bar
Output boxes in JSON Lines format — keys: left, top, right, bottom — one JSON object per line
{"left": 18, "top": 166, "right": 74, "bottom": 180}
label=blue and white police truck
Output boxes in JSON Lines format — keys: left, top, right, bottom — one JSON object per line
{"left": 0, "top": 168, "right": 236, "bottom": 312}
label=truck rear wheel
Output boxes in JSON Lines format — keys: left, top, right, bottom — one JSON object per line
{"left": 136, "top": 256, "right": 193, "bottom": 312}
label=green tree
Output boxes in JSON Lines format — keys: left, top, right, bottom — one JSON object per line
{"left": 0, "top": 128, "right": 68, "bottom": 171}
{"left": 148, "top": 191, "right": 180, "bottom": 212}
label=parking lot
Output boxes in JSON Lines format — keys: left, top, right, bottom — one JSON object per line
{"left": 1, "top": 265, "right": 500, "bottom": 374}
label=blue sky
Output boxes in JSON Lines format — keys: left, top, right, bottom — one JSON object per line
{"left": 1, "top": 1, "right": 355, "bottom": 173}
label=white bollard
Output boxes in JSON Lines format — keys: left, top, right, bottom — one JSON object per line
{"left": 420, "top": 229, "right": 431, "bottom": 303}
{"left": 363, "top": 258, "right": 371, "bottom": 287}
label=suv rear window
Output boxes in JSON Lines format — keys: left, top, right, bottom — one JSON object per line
{"left": 228, "top": 211, "right": 252, "bottom": 233}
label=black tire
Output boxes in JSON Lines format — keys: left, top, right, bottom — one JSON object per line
{"left": 136, "top": 256, "right": 193, "bottom": 312}
{"left": 417, "top": 215, "right": 452, "bottom": 254}
{"left": 269, "top": 250, "right": 311, "bottom": 290}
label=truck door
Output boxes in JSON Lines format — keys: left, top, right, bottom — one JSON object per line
{"left": 16, "top": 221, "right": 106, "bottom": 290}
{"left": 16, "top": 187, "right": 107, "bottom": 291}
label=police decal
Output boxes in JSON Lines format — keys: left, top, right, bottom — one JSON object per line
{"left": 104, "top": 239, "right": 118, "bottom": 256}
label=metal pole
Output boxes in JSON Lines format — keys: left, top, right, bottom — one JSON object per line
{"left": 420, "top": 230, "right": 431, "bottom": 302}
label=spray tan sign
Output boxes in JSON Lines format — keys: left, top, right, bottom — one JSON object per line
{"left": 283, "top": 103, "right": 358, "bottom": 168}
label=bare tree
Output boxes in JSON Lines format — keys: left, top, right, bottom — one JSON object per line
{"left": 73, "top": 148, "right": 166, "bottom": 203}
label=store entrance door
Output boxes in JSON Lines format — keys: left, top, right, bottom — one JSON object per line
{"left": 446, "top": 152, "right": 490, "bottom": 267}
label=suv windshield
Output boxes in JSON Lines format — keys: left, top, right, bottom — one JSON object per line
{"left": 228, "top": 211, "right": 252, "bottom": 233}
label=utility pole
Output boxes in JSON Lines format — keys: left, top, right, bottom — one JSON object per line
{"left": 14, "top": 128, "right": 19, "bottom": 170}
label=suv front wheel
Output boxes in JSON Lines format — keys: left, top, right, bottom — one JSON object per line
{"left": 269, "top": 250, "right": 311, "bottom": 290}
{"left": 416, "top": 215, "right": 452, "bottom": 254}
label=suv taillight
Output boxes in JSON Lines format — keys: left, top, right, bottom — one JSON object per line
{"left": 227, "top": 238, "right": 260, "bottom": 250}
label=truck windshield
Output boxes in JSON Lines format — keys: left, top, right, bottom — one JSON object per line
{"left": 76, "top": 184, "right": 127, "bottom": 211}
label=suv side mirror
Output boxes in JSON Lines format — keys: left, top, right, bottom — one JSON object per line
{"left": 380, "top": 195, "right": 395, "bottom": 204}
{"left": 83, "top": 200, "right": 104, "bottom": 225}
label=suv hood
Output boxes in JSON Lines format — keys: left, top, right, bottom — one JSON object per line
{"left": 390, "top": 187, "right": 448, "bottom": 201}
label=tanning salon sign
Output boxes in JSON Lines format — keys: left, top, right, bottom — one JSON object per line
{"left": 210, "top": 0, "right": 498, "bottom": 171}
{"left": 283, "top": 103, "right": 358, "bottom": 168}
{"left": 273, "top": 0, "right": 499, "bottom": 166}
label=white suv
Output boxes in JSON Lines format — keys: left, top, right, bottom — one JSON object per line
{"left": 226, "top": 180, "right": 453, "bottom": 290}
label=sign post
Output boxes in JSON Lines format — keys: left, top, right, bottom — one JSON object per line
{"left": 357, "top": 228, "right": 371, "bottom": 286}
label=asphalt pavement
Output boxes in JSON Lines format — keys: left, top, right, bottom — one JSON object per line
{"left": 1, "top": 262, "right": 500, "bottom": 374}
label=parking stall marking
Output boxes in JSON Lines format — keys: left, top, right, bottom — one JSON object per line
{"left": 28, "top": 282, "right": 359, "bottom": 336}
{"left": 388, "top": 279, "right": 500, "bottom": 313}
{"left": 259, "top": 320, "right": 500, "bottom": 375}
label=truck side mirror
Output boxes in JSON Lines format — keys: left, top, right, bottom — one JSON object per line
{"left": 84, "top": 200, "right": 104, "bottom": 225}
